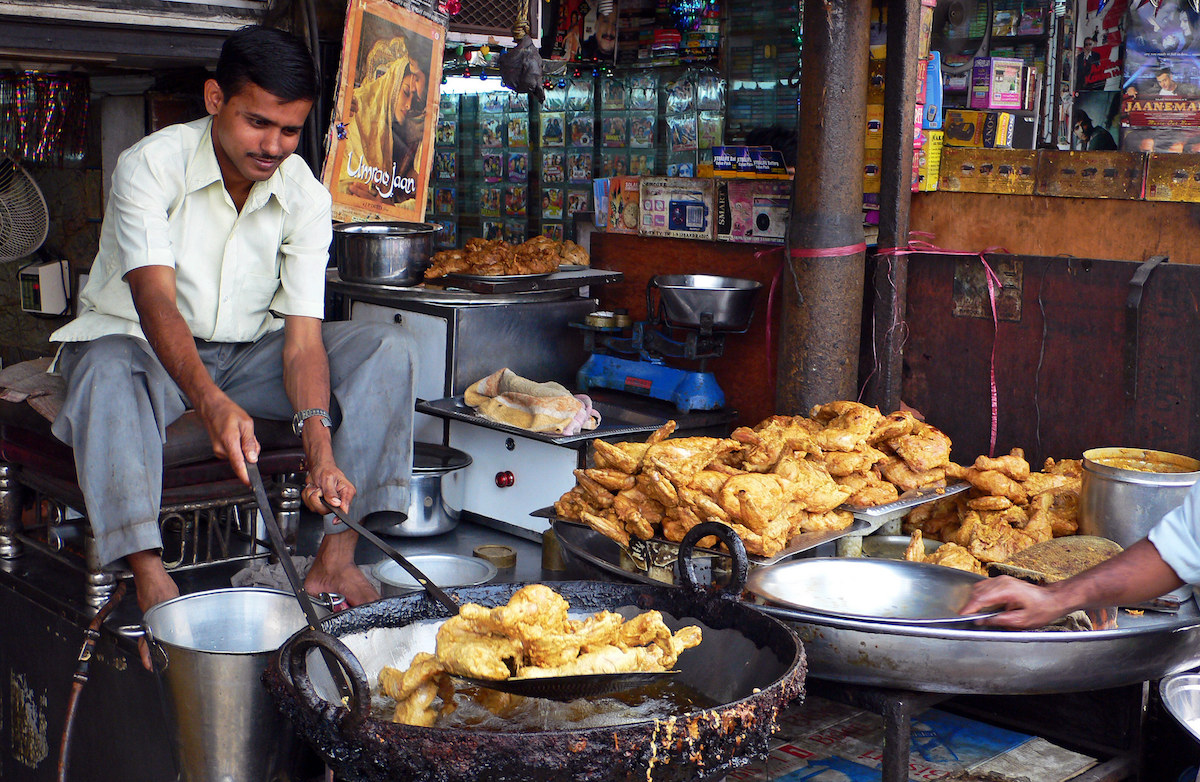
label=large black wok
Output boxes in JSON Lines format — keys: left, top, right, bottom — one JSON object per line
{"left": 263, "top": 526, "right": 806, "bottom": 782}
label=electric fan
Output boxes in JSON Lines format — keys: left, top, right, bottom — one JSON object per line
{"left": 931, "top": 0, "right": 995, "bottom": 75}
{"left": 0, "top": 154, "right": 49, "bottom": 262}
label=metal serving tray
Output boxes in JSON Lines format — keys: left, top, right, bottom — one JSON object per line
{"left": 839, "top": 481, "right": 970, "bottom": 523}
{"left": 417, "top": 397, "right": 675, "bottom": 445}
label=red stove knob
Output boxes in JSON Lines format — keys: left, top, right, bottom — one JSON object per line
{"left": 495, "top": 471, "right": 515, "bottom": 488}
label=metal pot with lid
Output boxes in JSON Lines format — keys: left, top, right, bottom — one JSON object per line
{"left": 374, "top": 443, "right": 472, "bottom": 537}
{"left": 334, "top": 221, "right": 442, "bottom": 286}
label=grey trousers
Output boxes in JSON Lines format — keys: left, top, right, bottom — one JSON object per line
{"left": 51, "top": 321, "right": 416, "bottom": 569}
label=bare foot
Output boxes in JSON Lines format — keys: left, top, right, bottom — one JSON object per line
{"left": 127, "top": 550, "right": 180, "bottom": 671}
{"left": 305, "top": 531, "right": 380, "bottom": 607}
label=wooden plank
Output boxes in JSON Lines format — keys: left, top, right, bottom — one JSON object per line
{"left": 1145, "top": 152, "right": 1200, "bottom": 203}
{"left": 939, "top": 148, "right": 1038, "bottom": 195}
{"left": 1036, "top": 151, "right": 1145, "bottom": 200}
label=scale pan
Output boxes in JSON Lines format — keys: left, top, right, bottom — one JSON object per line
{"left": 652, "top": 274, "right": 762, "bottom": 331}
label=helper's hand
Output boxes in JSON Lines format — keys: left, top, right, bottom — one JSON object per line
{"left": 960, "top": 575, "right": 1068, "bottom": 630}
{"left": 303, "top": 457, "right": 357, "bottom": 518}
{"left": 197, "top": 392, "right": 259, "bottom": 485}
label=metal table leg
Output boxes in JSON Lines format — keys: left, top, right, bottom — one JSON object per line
{"left": 808, "top": 679, "right": 952, "bottom": 782}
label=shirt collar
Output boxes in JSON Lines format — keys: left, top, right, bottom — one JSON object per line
{"left": 185, "top": 116, "right": 292, "bottom": 214}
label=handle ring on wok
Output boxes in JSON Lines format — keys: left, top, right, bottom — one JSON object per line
{"left": 286, "top": 627, "right": 371, "bottom": 731}
{"left": 677, "top": 521, "right": 749, "bottom": 595}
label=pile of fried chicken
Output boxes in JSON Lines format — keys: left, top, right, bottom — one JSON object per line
{"left": 555, "top": 401, "right": 955, "bottom": 558}
{"left": 424, "top": 236, "right": 589, "bottom": 279}
{"left": 902, "top": 449, "right": 1082, "bottom": 574}
{"left": 377, "top": 584, "right": 701, "bottom": 727}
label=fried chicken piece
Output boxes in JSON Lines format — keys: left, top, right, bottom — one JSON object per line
{"left": 797, "top": 509, "right": 854, "bottom": 533}
{"left": 773, "top": 455, "right": 852, "bottom": 512}
{"left": 924, "top": 542, "right": 985, "bottom": 575}
{"left": 877, "top": 456, "right": 946, "bottom": 493}
{"left": 810, "top": 400, "right": 874, "bottom": 423}
{"left": 967, "top": 494, "right": 1014, "bottom": 511}
{"left": 956, "top": 509, "right": 1036, "bottom": 563}
{"left": 870, "top": 410, "right": 919, "bottom": 444}
{"left": 644, "top": 437, "right": 739, "bottom": 479}
{"left": 687, "top": 470, "right": 731, "bottom": 496}
{"left": 729, "top": 517, "right": 792, "bottom": 557}
{"left": 1022, "top": 472, "right": 1075, "bottom": 497}
{"left": 1043, "top": 457, "right": 1083, "bottom": 479}
{"left": 435, "top": 621, "right": 524, "bottom": 680}
{"left": 974, "top": 448, "right": 1031, "bottom": 482}
{"left": 592, "top": 439, "right": 647, "bottom": 473}
{"left": 902, "top": 495, "right": 964, "bottom": 541}
{"left": 580, "top": 510, "right": 630, "bottom": 547}
{"left": 719, "top": 473, "right": 785, "bottom": 532}
{"left": 554, "top": 487, "right": 593, "bottom": 520}
{"left": 732, "top": 418, "right": 820, "bottom": 472}
{"left": 844, "top": 476, "right": 901, "bottom": 507}
{"left": 573, "top": 469, "right": 617, "bottom": 508}
{"left": 814, "top": 403, "right": 884, "bottom": 453}
{"left": 676, "top": 485, "right": 731, "bottom": 523}
{"left": 661, "top": 505, "right": 706, "bottom": 542}
{"left": 888, "top": 422, "right": 953, "bottom": 472}
{"left": 613, "top": 486, "right": 664, "bottom": 526}
{"left": 1044, "top": 487, "right": 1080, "bottom": 537}
{"left": 646, "top": 420, "right": 678, "bottom": 444}
{"left": 639, "top": 463, "right": 680, "bottom": 508}
{"left": 823, "top": 445, "right": 887, "bottom": 477}
{"left": 580, "top": 468, "right": 636, "bottom": 493}
{"left": 967, "top": 468, "right": 1027, "bottom": 504}
{"left": 904, "top": 529, "right": 926, "bottom": 562}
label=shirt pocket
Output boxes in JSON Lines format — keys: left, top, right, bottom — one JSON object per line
{"left": 239, "top": 272, "right": 283, "bottom": 319}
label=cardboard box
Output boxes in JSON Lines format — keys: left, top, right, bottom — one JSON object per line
{"left": 944, "top": 109, "right": 1015, "bottom": 148}
{"left": 639, "top": 177, "right": 715, "bottom": 240}
{"left": 970, "top": 57, "right": 1025, "bottom": 110}
{"left": 751, "top": 148, "right": 790, "bottom": 178}
{"left": 863, "top": 148, "right": 883, "bottom": 194}
{"left": 715, "top": 178, "right": 791, "bottom": 243}
{"left": 923, "top": 52, "right": 943, "bottom": 129}
{"left": 607, "top": 176, "right": 640, "bottom": 233}
{"left": 916, "top": 130, "right": 944, "bottom": 191}
{"left": 918, "top": 0, "right": 937, "bottom": 60}
{"left": 865, "top": 104, "right": 885, "bottom": 150}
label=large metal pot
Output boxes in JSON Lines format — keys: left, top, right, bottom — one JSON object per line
{"left": 334, "top": 221, "right": 442, "bottom": 285}
{"left": 373, "top": 443, "right": 472, "bottom": 536}
{"left": 1079, "top": 446, "right": 1200, "bottom": 548}
{"left": 263, "top": 529, "right": 805, "bottom": 782}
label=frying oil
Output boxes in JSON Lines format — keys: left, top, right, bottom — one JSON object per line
{"left": 371, "top": 680, "right": 719, "bottom": 731}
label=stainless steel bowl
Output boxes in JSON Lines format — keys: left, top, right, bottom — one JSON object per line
{"left": 371, "top": 554, "right": 497, "bottom": 597}
{"left": 1161, "top": 673, "right": 1200, "bottom": 745}
{"left": 374, "top": 443, "right": 472, "bottom": 537}
{"left": 746, "top": 557, "right": 999, "bottom": 626}
{"left": 652, "top": 274, "right": 763, "bottom": 331}
{"left": 1080, "top": 447, "right": 1200, "bottom": 548}
{"left": 334, "top": 221, "right": 442, "bottom": 286}
{"left": 862, "top": 534, "right": 941, "bottom": 560}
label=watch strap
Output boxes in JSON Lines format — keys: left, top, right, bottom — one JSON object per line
{"left": 292, "top": 408, "right": 332, "bottom": 436}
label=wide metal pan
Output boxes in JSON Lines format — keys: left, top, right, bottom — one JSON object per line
{"left": 263, "top": 529, "right": 805, "bottom": 782}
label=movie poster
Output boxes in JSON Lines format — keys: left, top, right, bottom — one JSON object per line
{"left": 551, "top": 0, "right": 618, "bottom": 62}
{"left": 1074, "top": 0, "right": 1128, "bottom": 91}
{"left": 322, "top": 0, "right": 446, "bottom": 222}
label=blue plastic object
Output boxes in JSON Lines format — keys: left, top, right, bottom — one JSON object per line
{"left": 577, "top": 354, "right": 725, "bottom": 412}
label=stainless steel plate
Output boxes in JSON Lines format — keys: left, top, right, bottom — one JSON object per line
{"left": 371, "top": 554, "right": 497, "bottom": 594}
{"left": 746, "top": 557, "right": 1000, "bottom": 626}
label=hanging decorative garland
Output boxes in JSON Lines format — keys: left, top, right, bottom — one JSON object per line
{"left": 670, "top": 0, "right": 719, "bottom": 31}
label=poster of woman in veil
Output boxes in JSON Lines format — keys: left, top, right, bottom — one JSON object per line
{"left": 322, "top": 0, "right": 446, "bottom": 222}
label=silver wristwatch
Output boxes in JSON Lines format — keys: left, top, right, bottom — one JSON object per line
{"left": 292, "top": 408, "right": 332, "bottom": 436}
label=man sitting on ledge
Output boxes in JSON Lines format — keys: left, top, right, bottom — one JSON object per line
{"left": 48, "top": 26, "right": 414, "bottom": 646}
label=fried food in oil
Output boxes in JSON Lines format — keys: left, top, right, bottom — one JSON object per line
{"left": 378, "top": 585, "right": 702, "bottom": 726}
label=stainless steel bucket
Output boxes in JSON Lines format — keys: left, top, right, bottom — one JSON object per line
{"left": 333, "top": 221, "right": 441, "bottom": 285}
{"left": 1079, "top": 447, "right": 1200, "bottom": 548}
{"left": 142, "top": 588, "right": 309, "bottom": 782}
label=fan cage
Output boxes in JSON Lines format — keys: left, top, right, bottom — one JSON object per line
{"left": 0, "top": 157, "right": 49, "bottom": 262}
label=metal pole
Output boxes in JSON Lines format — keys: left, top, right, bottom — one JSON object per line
{"left": 778, "top": 0, "right": 873, "bottom": 415}
{"left": 863, "top": 0, "right": 922, "bottom": 413}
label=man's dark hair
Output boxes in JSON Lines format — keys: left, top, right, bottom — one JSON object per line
{"left": 1083, "top": 36, "right": 1095, "bottom": 45}
{"left": 1073, "top": 111, "right": 1094, "bottom": 136}
{"left": 215, "top": 25, "right": 319, "bottom": 103}
{"left": 1157, "top": 67, "right": 1174, "bottom": 78}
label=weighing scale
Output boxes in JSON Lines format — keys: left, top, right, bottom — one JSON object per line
{"left": 575, "top": 274, "right": 762, "bottom": 413}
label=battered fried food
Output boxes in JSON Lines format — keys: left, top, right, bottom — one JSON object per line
{"left": 378, "top": 585, "right": 702, "bottom": 726}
